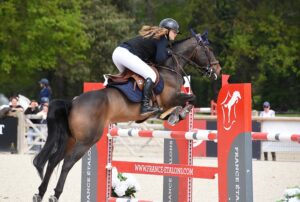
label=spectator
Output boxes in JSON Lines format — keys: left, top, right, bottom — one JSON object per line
{"left": 259, "top": 101, "right": 275, "bottom": 117}
{"left": 24, "top": 100, "right": 40, "bottom": 123}
{"left": 24, "top": 100, "right": 40, "bottom": 144}
{"left": 39, "top": 78, "right": 52, "bottom": 105}
{"left": 259, "top": 101, "right": 276, "bottom": 161}
{"left": 9, "top": 96, "right": 24, "bottom": 112}
{"left": 36, "top": 103, "right": 48, "bottom": 124}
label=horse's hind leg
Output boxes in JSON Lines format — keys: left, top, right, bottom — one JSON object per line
{"left": 50, "top": 142, "right": 92, "bottom": 201}
{"left": 33, "top": 153, "right": 65, "bottom": 201}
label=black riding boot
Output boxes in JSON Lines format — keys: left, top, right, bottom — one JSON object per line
{"left": 141, "top": 78, "right": 159, "bottom": 115}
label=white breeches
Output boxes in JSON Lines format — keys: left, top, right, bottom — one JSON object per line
{"left": 112, "top": 47, "right": 157, "bottom": 82}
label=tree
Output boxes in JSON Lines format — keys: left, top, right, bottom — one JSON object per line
{"left": 0, "top": 0, "right": 89, "bottom": 99}
{"left": 186, "top": 0, "right": 300, "bottom": 110}
{"left": 0, "top": 0, "right": 299, "bottom": 110}
{"left": 220, "top": 0, "right": 300, "bottom": 110}
{"left": 82, "top": 0, "right": 135, "bottom": 82}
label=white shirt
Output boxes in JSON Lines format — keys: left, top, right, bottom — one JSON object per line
{"left": 259, "top": 110, "right": 275, "bottom": 117}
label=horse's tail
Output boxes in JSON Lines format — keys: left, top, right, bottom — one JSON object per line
{"left": 33, "top": 99, "right": 72, "bottom": 179}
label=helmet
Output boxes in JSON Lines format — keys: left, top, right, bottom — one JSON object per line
{"left": 159, "top": 18, "right": 179, "bottom": 33}
{"left": 39, "top": 78, "right": 49, "bottom": 85}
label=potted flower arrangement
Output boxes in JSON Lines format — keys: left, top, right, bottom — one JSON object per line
{"left": 111, "top": 167, "right": 141, "bottom": 198}
{"left": 278, "top": 186, "right": 300, "bottom": 202}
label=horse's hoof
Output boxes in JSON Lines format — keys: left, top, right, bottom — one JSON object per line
{"left": 167, "top": 114, "right": 179, "bottom": 126}
{"left": 179, "top": 105, "right": 193, "bottom": 119}
{"left": 49, "top": 195, "right": 58, "bottom": 202}
{"left": 33, "top": 194, "right": 42, "bottom": 202}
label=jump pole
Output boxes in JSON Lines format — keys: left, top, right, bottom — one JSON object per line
{"left": 109, "top": 128, "right": 300, "bottom": 143}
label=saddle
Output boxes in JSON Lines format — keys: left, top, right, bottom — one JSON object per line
{"left": 105, "top": 66, "right": 160, "bottom": 91}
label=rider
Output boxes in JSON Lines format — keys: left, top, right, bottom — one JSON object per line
{"left": 112, "top": 18, "right": 179, "bottom": 115}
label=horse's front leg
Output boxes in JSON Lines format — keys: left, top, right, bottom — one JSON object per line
{"left": 179, "top": 104, "right": 194, "bottom": 120}
{"left": 163, "top": 104, "right": 193, "bottom": 126}
{"left": 169, "top": 93, "right": 196, "bottom": 121}
{"left": 159, "top": 93, "right": 196, "bottom": 125}
{"left": 170, "top": 92, "right": 196, "bottom": 107}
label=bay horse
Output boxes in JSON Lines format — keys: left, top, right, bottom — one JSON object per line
{"left": 32, "top": 30, "right": 221, "bottom": 202}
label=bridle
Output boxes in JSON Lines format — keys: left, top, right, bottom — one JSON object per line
{"left": 157, "top": 34, "right": 219, "bottom": 90}
{"left": 172, "top": 37, "right": 219, "bottom": 80}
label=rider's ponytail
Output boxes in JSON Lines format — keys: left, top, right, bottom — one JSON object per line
{"left": 139, "top": 25, "right": 168, "bottom": 39}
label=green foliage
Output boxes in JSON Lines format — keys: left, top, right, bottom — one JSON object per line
{"left": 0, "top": 0, "right": 299, "bottom": 111}
{"left": 0, "top": 0, "right": 89, "bottom": 72}
{"left": 184, "top": 0, "right": 299, "bottom": 111}
{"left": 223, "top": 1, "right": 300, "bottom": 111}
{"left": 0, "top": 0, "right": 89, "bottom": 98}
{"left": 82, "top": 0, "right": 135, "bottom": 82}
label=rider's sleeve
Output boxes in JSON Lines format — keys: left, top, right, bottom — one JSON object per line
{"left": 155, "top": 36, "right": 169, "bottom": 65}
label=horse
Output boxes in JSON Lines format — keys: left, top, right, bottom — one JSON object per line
{"left": 32, "top": 30, "right": 221, "bottom": 202}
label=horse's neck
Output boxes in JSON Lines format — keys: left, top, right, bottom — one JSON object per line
{"left": 173, "top": 38, "right": 196, "bottom": 57}
{"left": 167, "top": 38, "right": 196, "bottom": 69}
{"left": 159, "top": 68, "right": 183, "bottom": 90}
{"left": 158, "top": 38, "right": 196, "bottom": 88}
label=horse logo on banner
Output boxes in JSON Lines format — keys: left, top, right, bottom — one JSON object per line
{"left": 221, "top": 91, "right": 241, "bottom": 131}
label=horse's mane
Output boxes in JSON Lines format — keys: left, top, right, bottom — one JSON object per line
{"left": 172, "top": 36, "right": 214, "bottom": 52}
{"left": 171, "top": 37, "right": 192, "bottom": 47}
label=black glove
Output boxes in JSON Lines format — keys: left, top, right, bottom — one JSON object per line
{"left": 166, "top": 48, "right": 173, "bottom": 55}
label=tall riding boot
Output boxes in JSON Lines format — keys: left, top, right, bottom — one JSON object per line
{"left": 141, "top": 78, "right": 159, "bottom": 115}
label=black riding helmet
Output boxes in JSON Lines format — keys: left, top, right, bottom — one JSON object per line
{"left": 159, "top": 18, "right": 179, "bottom": 34}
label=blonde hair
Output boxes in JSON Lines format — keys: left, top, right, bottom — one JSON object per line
{"left": 139, "top": 26, "right": 168, "bottom": 39}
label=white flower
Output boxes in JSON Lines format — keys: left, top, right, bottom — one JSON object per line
{"left": 112, "top": 168, "right": 120, "bottom": 188}
{"left": 111, "top": 167, "right": 141, "bottom": 198}
{"left": 123, "top": 173, "right": 140, "bottom": 190}
{"left": 114, "top": 181, "right": 128, "bottom": 197}
{"left": 288, "top": 197, "right": 300, "bottom": 202}
{"left": 280, "top": 187, "right": 300, "bottom": 202}
{"left": 284, "top": 188, "right": 300, "bottom": 197}
{"left": 112, "top": 167, "right": 118, "bottom": 179}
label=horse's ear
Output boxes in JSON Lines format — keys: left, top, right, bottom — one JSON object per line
{"left": 201, "top": 30, "right": 209, "bottom": 45}
{"left": 190, "top": 28, "right": 203, "bottom": 43}
{"left": 189, "top": 28, "right": 197, "bottom": 37}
